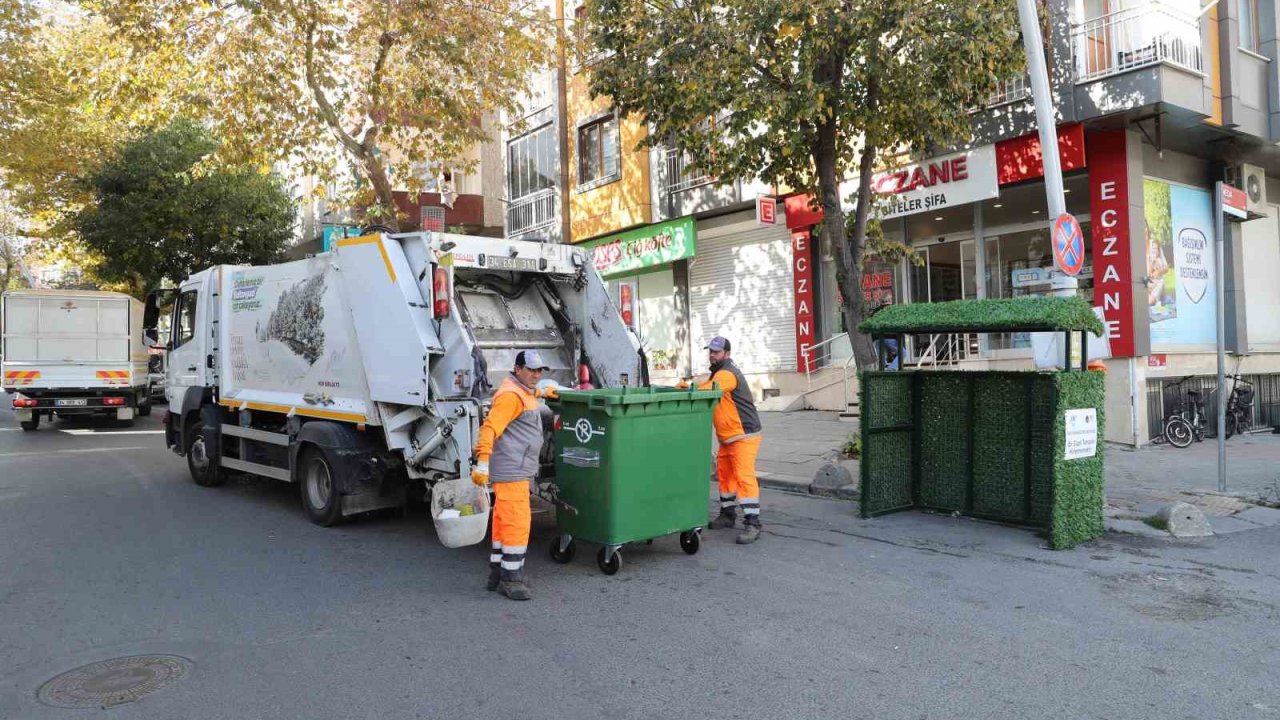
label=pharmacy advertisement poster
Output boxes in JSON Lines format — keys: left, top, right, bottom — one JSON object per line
{"left": 1143, "top": 180, "right": 1217, "bottom": 346}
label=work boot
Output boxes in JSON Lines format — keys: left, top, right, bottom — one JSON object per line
{"left": 709, "top": 509, "right": 738, "bottom": 530}
{"left": 486, "top": 567, "right": 501, "bottom": 592}
{"left": 499, "top": 580, "right": 532, "bottom": 601}
{"left": 736, "top": 523, "right": 761, "bottom": 545}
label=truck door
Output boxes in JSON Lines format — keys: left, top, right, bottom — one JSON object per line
{"left": 165, "top": 283, "right": 204, "bottom": 411}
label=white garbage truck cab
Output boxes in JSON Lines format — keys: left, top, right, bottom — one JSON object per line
{"left": 154, "top": 231, "right": 641, "bottom": 529}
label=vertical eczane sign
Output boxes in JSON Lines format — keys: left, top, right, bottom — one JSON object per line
{"left": 792, "top": 230, "right": 816, "bottom": 372}
{"left": 1087, "top": 130, "right": 1136, "bottom": 357}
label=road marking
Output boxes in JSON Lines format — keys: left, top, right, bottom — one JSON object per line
{"left": 0, "top": 446, "right": 151, "bottom": 459}
{"left": 59, "top": 429, "right": 165, "bottom": 436}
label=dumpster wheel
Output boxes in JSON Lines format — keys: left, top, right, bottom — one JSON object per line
{"left": 679, "top": 530, "right": 701, "bottom": 555}
{"left": 596, "top": 546, "right": 622, "bottom": 575}
{"left": 549, "top": 535, "right": 576, "bottom": 564}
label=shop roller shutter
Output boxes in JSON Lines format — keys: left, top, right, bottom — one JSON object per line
{"left": 689, "top": 220, "right": 796, "bottom": 374}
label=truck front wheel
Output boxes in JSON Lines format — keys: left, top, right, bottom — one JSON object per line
{"left": 20, "top": 413, "right": 39, "bottom": 432}
{"left": 186, "top": 418, "right": 227, "bottom": 487}
{"left": 299, "top": 446, "right": 343, "bottom": 527}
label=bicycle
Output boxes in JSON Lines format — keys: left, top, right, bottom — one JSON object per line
{"left": 1161, "top": 376, "right": 1207, "bottom": 448}
{"left": 1225, "top": 374, "right": 1256, "bottom": 439}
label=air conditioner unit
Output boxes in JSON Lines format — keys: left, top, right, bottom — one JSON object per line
{"left": 1227, "top": 163, "right": 1268, "bottom": 219}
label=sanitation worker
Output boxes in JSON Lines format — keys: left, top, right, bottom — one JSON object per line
{"left": 472, "top": 350, "right": 557, "bottom": 601}
{"left": 678, "top": 336, "right": 763, "bottom": 544}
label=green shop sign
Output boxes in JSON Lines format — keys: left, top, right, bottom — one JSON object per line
{"left": 583, "top": 216, "right": 696, "bottom": 278}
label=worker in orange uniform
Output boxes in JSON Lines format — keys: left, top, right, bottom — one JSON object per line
{"left": 472, "top": 350, "right": 557, "bottom": 601}
{"left": 679, "top": 336, "right": 763, "bottom": 544}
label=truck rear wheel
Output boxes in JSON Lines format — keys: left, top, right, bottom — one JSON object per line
{"left": 299, "top": 446, "right": 343, "bottom": 527}
{"left": 138, "top": 388, "right": 152, "bottom": 417}
{"left": 20, "top": 413, "right": 39, "bottom": 432}
{"left": 186, "top": 418, "right": 227, "bottom": 487}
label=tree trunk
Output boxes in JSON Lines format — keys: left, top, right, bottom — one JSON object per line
{"left": 812, "top": 131, "right": 878, "bottom": 373}
{"left": 359, "top": 150, "right": 402, "bottom": 231}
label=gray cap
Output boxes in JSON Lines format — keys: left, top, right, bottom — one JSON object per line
{"left": 515, "top": 350, "right": 550, "bottom": 370}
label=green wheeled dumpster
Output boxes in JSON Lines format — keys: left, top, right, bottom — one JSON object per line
{"left": 545, "top": 386, "right": 721, "bottom": 575}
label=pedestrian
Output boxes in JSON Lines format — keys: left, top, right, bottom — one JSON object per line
{"left": 472, "top": 350, "right": 557, "bottom": 600}
{"left": 679, "top": 336, "right": 763, "bottom": 544}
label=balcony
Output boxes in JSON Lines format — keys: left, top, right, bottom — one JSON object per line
{"left": 986, "top": 74, "right": 1030, "bottom": 107}
{"left": 505, "top": 187, "right": 556, "bottom": 238}
{"left": 664, "top": 147, "right": 714, "bottom": 195}
{"left": 1072, "top": 2, "right": 1202, "bottom": 83}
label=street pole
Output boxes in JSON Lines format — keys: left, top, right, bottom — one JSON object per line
{"left": 1213, "top": 182, "right": 1227, "bottom": 493}
{"left": 1016, "top": 0, "right": 1079, "bottom": 297}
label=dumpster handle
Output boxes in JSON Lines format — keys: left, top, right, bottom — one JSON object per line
{"left": 589, "top": 395, "right": 608, "bottom": 408}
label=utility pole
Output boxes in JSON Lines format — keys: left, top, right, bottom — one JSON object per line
{"left": 1016, "top": 0, "right": 1079, "bottom": 297}
{"left": 1213, "top": 182, "right": 1228, "bottom": 492}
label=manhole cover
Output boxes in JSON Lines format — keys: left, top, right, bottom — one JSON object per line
{"left": 37, "top": 655, "right": 192, "bottom": 708}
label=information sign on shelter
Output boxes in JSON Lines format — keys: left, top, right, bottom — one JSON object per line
{"left": 1064, "top": 408, "right": 1098, "bottom": 460}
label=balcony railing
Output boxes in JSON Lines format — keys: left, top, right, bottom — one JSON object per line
{"left": 1073, "top": 2, "right": 1202, "bottom": 83}
{"left": 987, "top": 74, "right": 1030, "bottom": 107}
{"left": 664, "top": 147, "right": 714, "bottom": 195}
{"left": 505, "top": 187, "right": 556, "bottom": 237}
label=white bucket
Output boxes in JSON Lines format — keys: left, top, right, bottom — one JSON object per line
{"left": 430, "top": 478, "right": 491, "bottom": 548}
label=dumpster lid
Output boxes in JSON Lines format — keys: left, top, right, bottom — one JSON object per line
{"left": 553, "top": 386, "right": 722, "bottom": 406}
{"left": 858, "top": 296, "right": 1105, "bottom": 336}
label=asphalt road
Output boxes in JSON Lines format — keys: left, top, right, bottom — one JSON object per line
{"left": 1, "top": 394, "right": 1278, "bottom": 719}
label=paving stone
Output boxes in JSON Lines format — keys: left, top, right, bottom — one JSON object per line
{"left": 1206, "top": 515, "right": 1265, "bottom": 535}
{"left": 1234, "top": 506, "right": 1280, "bottom": 527}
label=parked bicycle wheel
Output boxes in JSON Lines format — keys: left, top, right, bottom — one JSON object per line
{"left": 1165, "top": 416, "right": 1195, "bottom": 448}
{"left": 1226, "top": 412, "right": 1239, "bottom": 439}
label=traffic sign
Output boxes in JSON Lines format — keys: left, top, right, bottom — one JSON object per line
{"left": 1052, "top": 212, "right": 1085, "bottom": 277}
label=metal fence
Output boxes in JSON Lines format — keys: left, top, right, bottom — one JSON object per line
{"left": 664, "top": 147, "right": 714, "bottom": 195}
{"left": 1072, "top": 2, "right": 1203, "bottom": 83}
{"left": 505, "top": 188, "right": 556, "bottom": 237}
{"left": 987, "top": 74, "right": 1030, "bottom": 107}
{"left": 1147, "top": 373, "right": 1280, "bottom": 441}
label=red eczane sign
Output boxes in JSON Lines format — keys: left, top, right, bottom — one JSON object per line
{"left": 1088, "top": 130, "right": 1136, "bottom": 357}
{"left": 792, "top": 231, "right": 816, "bottom": 373}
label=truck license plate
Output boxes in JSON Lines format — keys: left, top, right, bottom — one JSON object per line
{"left": 481, "top": 255, "right": 538, "bottom": 272}
{"left": 56, "top": 398, "right": 87, "bottom": 407}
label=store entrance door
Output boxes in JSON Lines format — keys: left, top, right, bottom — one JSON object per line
{"left": 906, "top": 239, "right": 979, "bottom": 363}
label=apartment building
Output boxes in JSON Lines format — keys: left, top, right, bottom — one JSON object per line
{"left": 783, "top": 0, "right": 1280, "bottom": 444}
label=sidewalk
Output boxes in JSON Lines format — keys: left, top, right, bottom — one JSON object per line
{"left": 753, "top": 410, "right": 1280, "bottom": 536}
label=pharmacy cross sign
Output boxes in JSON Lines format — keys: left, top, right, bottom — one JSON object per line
{"left": 1053, "top": 212, "right": 1085, "bottom": 277}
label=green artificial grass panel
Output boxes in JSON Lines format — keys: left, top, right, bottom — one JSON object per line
{"left": 859, "top": 296, "right": 1105, "bottom": 336}
{"left": 1049, "top": 371, "right": 1107, "bottom": 550}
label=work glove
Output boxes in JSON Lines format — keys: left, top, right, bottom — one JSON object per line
{"left": 674, "top": 380, "right": 691, "bottom": 390}
{"left": 535, "top": 386, "right": 559, "bottom": 400}
{"left": 471, "top": 461, "right": 490, "bottom": 487}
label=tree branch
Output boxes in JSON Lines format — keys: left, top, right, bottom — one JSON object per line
{"left": 303, "top": 14, "right": 363, "bottom": 157}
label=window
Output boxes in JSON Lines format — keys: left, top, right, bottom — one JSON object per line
{"left": 1240, "top": 0, "right": 1261, "bottom": 53}
{"left": 421, "top": 206, "right": 446, "bottom": 232}
{"left": 506, "top": 124, "right": 556, "bottom": 201}
{"left": 577, "top": 114, "right": 620, "bottom": 188}
{"left": 172, "top": 290, "right": 197, "bottom": 350}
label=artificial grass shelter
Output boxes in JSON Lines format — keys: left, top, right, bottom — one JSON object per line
{"left": 857, "top": 296, "right": 1106, "bottom": 550}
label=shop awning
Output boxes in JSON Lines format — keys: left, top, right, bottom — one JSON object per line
{"left": 858, "top": 296, "right": 1105, "bottom": 336}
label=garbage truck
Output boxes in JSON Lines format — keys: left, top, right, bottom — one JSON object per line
{"left": 150, "top": 231, "right": 643, "bottom": 527}
{"left": 2, "top": 289, "right": 155, "bottom": 430}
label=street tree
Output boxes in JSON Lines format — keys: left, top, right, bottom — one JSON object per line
{"left": 0, "top": 2, "right": 193, "bottom": 229}
{"left": 72, "top": 119, "right": 295, "bottom": 295}
{"left": 585, "top": 0, "right": 1022, "bottom": 368}
{"left": 95, "top": 0, "right": 554, "bottom": 229}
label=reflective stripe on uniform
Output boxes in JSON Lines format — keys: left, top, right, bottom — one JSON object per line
{"left": 501, "top": 559, "right": 525, "bottom": 571}
{"left": 719, "top": 494, "right": 738, "bottom": 508}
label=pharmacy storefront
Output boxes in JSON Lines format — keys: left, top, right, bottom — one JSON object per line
{"left": 582, "top": 216, "right": 696, "bottom": 382}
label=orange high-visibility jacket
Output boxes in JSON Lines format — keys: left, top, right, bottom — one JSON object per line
{"left": 475, "top": 375, "right": 543, "bottom": 482}
{"left": 697, "top": 359, "right": 762, "bottom": 443}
